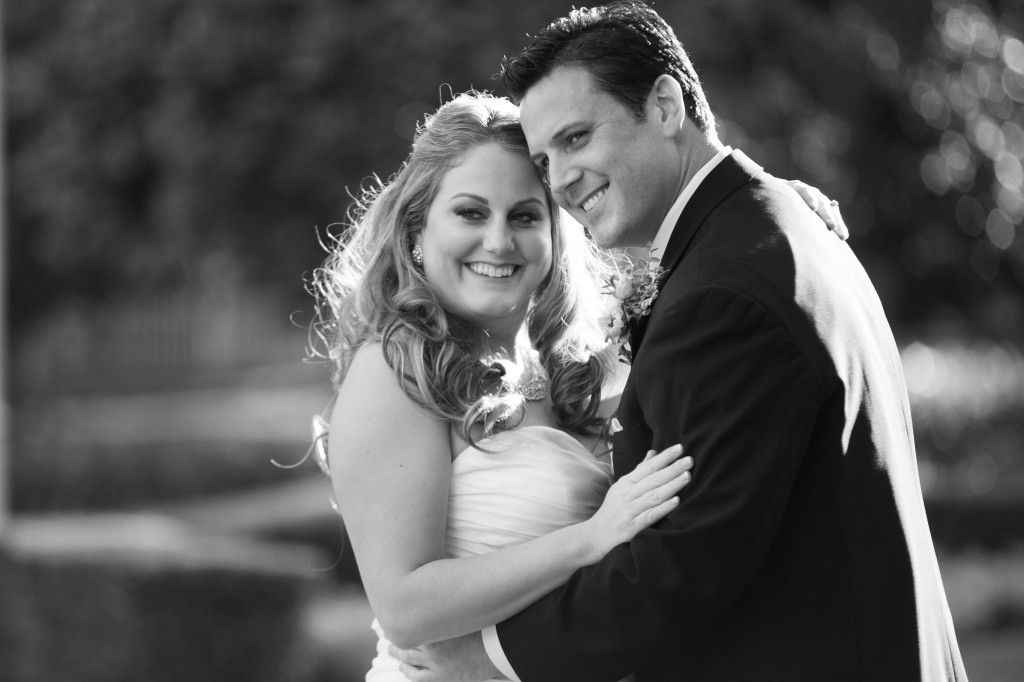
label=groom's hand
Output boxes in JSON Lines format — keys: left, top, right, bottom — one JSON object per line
{"left": 389, "top": 631, "right": 506, "bottom": 681}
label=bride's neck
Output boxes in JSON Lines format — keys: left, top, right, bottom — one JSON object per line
{"left": 478, "top": 327, "right": 531, "bottom": 364}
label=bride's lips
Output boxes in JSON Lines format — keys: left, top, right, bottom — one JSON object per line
{"left": 466, "top": 262, "right": 520, "bottom": 278}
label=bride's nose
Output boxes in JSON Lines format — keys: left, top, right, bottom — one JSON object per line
{"left": 482, "top": 219, "right": 515, "bottom": 254}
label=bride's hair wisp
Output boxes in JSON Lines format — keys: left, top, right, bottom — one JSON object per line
{"left": 308, "top": 91, "right": 612, "bottom": 443}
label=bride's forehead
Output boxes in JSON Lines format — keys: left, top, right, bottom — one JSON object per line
{"left": 436, "top": 146, "right": 546, "bottom": 196}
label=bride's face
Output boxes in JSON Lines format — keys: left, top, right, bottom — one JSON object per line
{"left": 416, "top": 143, "right": 553, "bottom": 337}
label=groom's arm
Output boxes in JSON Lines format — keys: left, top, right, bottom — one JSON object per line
{"left": 493, "top": 285, "right": 823, "bottom": 682}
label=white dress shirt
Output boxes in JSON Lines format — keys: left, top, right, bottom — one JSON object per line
{"left": 481, "top": 146, "right": 734, "bottom": 682}
{"left": 649, "top": 146, "right": 732, "bottom": 258}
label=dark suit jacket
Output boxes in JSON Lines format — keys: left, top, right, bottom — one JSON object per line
{"left": 495, "top": 151, "right": 967, "bottom": 681}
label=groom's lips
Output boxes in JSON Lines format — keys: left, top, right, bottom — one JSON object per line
{"left": 578, "top": 185, "right": 609, "bottom": 213}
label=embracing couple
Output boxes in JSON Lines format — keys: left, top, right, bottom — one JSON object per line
{"left": 313, "top": 2, "right": 967, "bottom": 681}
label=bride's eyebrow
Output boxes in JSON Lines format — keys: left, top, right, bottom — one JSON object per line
{"left": 512, "top": 198, "right": 545, "bottom": 209}
{"left": 449, "top": 193, "right": 488, "bottom": 204}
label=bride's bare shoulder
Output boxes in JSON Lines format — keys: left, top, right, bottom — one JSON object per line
{"left": 331, "top": 341, "right": 448, "bottom": 461}
{"left": 337, "top": 342, "right": 418, "bottom": 414}
{"left": 347, "top": 340, "right": 387, "bottom": 371}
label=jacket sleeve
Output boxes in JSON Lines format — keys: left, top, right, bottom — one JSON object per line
{"left": 494, "top": 285, "right": 823, "bottom": 682}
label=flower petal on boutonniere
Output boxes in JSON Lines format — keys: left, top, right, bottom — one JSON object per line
{"left": 601, "top": 244, "right": 667, "bottom": 364}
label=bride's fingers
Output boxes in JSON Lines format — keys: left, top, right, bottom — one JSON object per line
{"left": 789, "top": 180, "right": 821, "bottom": 212}
{"left": 629, "top": 452, "right": 692, "bottom": 493}
{"left": 635, "top": 466, "right": 691, "bottom": 510}
{"left": 790, "top": 180, "right": 849, "bottom": 241}
{"left": 630, "top": 444, "right": 684, "bottom": 481}
{"left": 635, "top": 494, "right": 682, "bottom": 528}
{"left": 828, "top": 200, "right": 850, "bottom": 241}
{"left": 808, "top": 190, "right": 849, "bottom": 241}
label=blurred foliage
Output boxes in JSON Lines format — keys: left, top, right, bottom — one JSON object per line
{"left": 4, "top": 0, "right": 1022, "bottom": 340}
{"left": 0, "top": 516, "right": 322, "bottom": 682}
{"left": 4, "top": 0, "right": 557, "bottom": 330}
{"left": 5, "top": 0, "right": 1024, "bottom": 544}
{"left": 11, "top": 441, "right": 316, "bottom": 512}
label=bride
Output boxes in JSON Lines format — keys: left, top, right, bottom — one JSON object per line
{"left": 309, "top": 92, "right": 843, "bottom": 681}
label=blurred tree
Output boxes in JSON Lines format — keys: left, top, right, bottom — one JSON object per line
{"left": 823, "top": 0, "right": 1024, "bottom": 342}
{"left": 3, "top": 0, "right": 557, "bottom": 331}
{"left": 4, "top": 0, "right": 1022, "bottom": 347}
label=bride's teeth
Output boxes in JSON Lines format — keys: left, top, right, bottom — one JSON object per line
{"left": 582, "top": 188, "right": 606, "bottom": 212}
{"left": 469, "top": 263, "right": 516, "bottom": 278}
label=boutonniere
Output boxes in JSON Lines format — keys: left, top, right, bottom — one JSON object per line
{"left": 598, "top": 245, "right": 667, "bottom": 363}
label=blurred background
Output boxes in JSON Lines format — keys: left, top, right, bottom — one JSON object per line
{"left": 2, "top": 0, "right": 1023, "bottom": 680}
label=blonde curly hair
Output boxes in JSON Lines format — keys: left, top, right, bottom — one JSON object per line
{"left": 309, "top": 92, "right": 612, "bottom": 441}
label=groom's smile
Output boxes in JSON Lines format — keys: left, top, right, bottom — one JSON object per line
{"left": 579, "top": 186, "right": 608, "bottom": 213}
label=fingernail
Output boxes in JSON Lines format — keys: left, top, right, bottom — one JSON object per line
{"left": 670, "top": 444, "right": 683, "bottom": 453}
{"left": 681, "top": 456, "right": 693, "bottom": 467}
{"left": 680, "top": 471, "right": 691, "bottom": 482}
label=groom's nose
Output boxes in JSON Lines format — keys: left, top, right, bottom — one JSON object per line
{"left": 547, "top": 154, "right": 581, "bottom": 198}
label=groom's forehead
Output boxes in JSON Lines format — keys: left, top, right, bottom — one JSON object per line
{"left": 520, "top": 68, "right": 606, "bottom": 134}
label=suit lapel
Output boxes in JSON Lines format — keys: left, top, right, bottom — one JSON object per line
{"left": 660, "top": 150, "right": 764, "bottom": 273}
{"left": 628, "top": 150, "right": 763, "bottom": 358}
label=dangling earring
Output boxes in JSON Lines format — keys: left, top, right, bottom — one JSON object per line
{"left": 411, "top": 243, "right": 424, "bottom": 268}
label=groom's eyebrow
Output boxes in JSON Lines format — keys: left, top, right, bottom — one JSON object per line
{"left": 529, "top": 122, "right": 582, "bottom": 164}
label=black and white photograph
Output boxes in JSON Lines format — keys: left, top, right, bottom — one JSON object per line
{"left": 2, "top": 1, "right": 1022, "bottom": 680}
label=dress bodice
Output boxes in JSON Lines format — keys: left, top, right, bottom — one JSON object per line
{"left": 367, "top": 425, "right": 612, "bottom": 681}
{"left": 445, "top": 425, "right": 612, "bottom": 558}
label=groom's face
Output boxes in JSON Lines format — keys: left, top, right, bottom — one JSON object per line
{"left": 520, "top": 65, "right": 681, "bottom": 249}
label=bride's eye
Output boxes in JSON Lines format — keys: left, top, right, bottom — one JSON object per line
{"left": 455, "top": 207, "right": 487, "bottom": 222}
{"left": 511, "top": 211, "right": 541, "bottom": 226}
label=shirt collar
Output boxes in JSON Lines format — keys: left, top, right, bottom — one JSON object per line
{"left": 649, "top": 146, "right": 732, "bottom": 259}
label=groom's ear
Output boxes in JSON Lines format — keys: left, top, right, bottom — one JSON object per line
{"left": 649, "top": 74, "right": 686, "bottom": 137}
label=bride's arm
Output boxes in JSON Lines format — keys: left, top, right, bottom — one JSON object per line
{"left": 329, "top": 343, "right": 690, "bottom": 649}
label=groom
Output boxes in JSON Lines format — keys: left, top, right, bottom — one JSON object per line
{"left": 392, "top": 2, "right": 967, "bottom": 680}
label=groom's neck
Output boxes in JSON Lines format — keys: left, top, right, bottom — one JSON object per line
{"left": 676, "top": 128, "right": 724, "bottom": 196}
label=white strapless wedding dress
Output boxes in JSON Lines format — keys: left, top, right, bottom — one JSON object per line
{"left": 365, "top": 425, "right": 612, "bottom": 681}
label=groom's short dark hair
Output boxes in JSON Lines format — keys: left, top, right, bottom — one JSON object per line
{"left": 500, "top": 1, "right": 714, "bottom": 132}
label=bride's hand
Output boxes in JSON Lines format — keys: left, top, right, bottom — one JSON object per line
{"left": 785, "top": 179, "right": 850, "bottom": 241}
{"left": 580, "top": 444, "right": 692, "bottom": 562}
